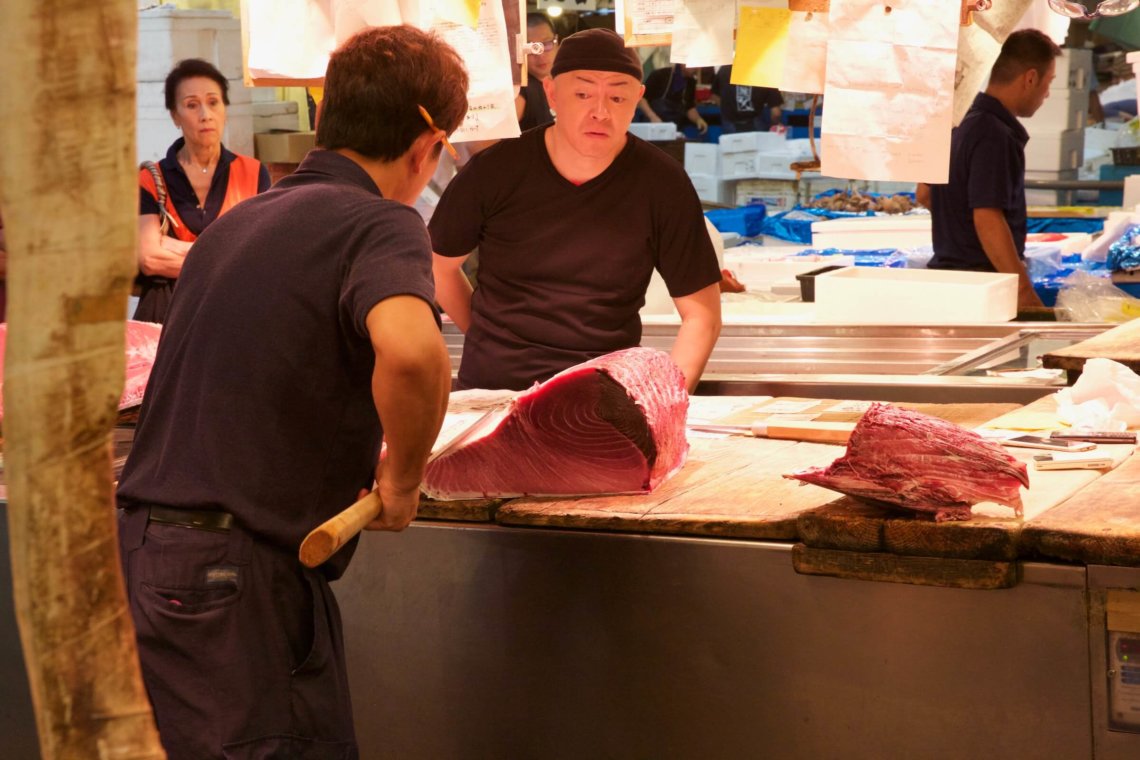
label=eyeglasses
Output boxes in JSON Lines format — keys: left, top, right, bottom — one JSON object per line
{"left": 529, "top": 37, "right": 559, "bottom": 54}
{"left": 1047, "top": 0, "right": 1139, "bottom": 19}
{"left": 417, "top": 104, "right": 458, "bottom": 161}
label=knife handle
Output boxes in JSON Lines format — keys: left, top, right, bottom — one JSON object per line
{"left": 755, "top": 420, "right": 854, "bottom": 444}
{"left": 299, "top": 491, "right": 382, "bottom": 568}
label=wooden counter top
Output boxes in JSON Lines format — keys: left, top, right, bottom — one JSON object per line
{"left": 494, "top": 400, "right": 1017, "bottom": 539}
{"left": 1042, "top": 318, "right": 1140, "bottom": 374}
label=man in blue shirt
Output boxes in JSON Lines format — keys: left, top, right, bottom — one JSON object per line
{"left": 918, "top": 29, "right": 1061, "bottom": 310}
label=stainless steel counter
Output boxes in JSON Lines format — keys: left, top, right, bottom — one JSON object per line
{"left": 444, "top": 321, "right": 1108, "bottom": 403}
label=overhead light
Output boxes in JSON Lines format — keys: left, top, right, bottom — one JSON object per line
{"left": 547, "top": 6, "right": 564, "bottom": 17}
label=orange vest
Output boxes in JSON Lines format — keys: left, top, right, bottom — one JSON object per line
{"left": 138, "top": 154, "right": 262, "bottom": 243}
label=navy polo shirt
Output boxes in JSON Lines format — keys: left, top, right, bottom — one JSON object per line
{"left": 119, "top": 150, "right": 439, "bottom": 577}
{"left": 928, "top": 93, "right": 1028, "bottom": 271}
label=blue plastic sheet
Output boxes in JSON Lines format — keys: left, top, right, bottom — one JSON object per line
{"left": 1107, "top": 224, "right": 1140, "bottom": 273}
{"left": 759, "top": 208, "right": 874, "bottom": 244}
{"left": 705, "top": 205, "right": 767, "bottom": 237}
{"left": 1026, "top": 217, "right": 1105, "bottom": 235}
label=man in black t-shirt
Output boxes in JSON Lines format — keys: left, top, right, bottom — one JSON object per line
{"left": 636, "top": 63, "right": 709, "bottom": 135}
{"left": 116, "top": 27, "right": 467, "bottom": 758}
{"left": 713, "top": 65, "right": 783, "bottom": 134}
{"left": 431, "top": 28, "right": 722, "bottom": 393}
{"left": 919, "top": 29, "right": 1060, "bottom": 310}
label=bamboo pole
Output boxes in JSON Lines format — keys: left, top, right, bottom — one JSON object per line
{"left": 0, "top": 2, "right": 164, "bottom": 757}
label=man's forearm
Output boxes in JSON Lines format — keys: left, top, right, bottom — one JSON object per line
{"left": 973, "top": 207, "right": 1043, "bottom": 308}
{"left": 670, "top": 283, "right": 723, "bottom": 393}
{"left": 432, "top": 253, "right": 474, "bottom": 332}
{"left": 369, "top": 298, "right": 451, "bottom": 493}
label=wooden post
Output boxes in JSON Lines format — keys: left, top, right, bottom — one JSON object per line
{"left": 0, "top": 2, "right": 164, "bottom": 757}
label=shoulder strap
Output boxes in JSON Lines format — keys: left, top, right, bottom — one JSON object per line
{"left": 139, "top": 161, "right": 181, "bottom": 237}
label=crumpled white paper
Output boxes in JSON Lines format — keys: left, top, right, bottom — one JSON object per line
{"left": 1055, "top": 358, "right": 1140, "bottom": 430}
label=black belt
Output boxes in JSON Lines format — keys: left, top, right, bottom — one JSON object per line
{"left": 148, "top": 505, "right": 233, "bottom": 533}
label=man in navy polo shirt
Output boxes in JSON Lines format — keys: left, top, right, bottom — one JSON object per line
{"left": 117, "top": 26, "right": 466, "bottom": 758}
{"left": 919, "top": 29, "right": 1061, "bottom": 310}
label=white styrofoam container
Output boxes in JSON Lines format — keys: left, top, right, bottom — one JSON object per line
{"left": 688, "top": 172, "right": 730, "bottom": 204}
{"left": 1022, "top": 86, "right": 1089, "bottom": 134}
{"left": 138, "top": 7, "right": 242, "bottom": 82}
{"left": 813, "top": 268, "right": 1018, "bottom": 323}
{"left": 718, "top": 131, "right": 788, "bottom": 153}
{"left": 1084, "top": 126, "right": 1119, "bottom": 162}
{"left": 1025, "top": 188, "right": 1075, "bottom": 206}
{"left": 1126, "top": 51, "right": 1140, "bottom": 100}
{"left": 253, "top": 112, "right": 302, "bottom": 132}
{"left": 721, "top": 150, "right": 800, "bottom": 180}
{"left": 1025, "top": 231, "right": 1091, "bottom": 256}
{"left": 628, "top": 122, "right": 678, "bottom": 141}
{"left": 1058, "top": 48, "right": 1093, "bottom": 92}
{"left": 684, "top": 143, "right": 718, "bottom": 176}
{"left": 733, "top": 178, "right": 798, "bottom": 209}
{"left": 810, "top": 215, "right": 932, "bottom": 249}
{"left": 1024, "top": 129, "right": 1084, "bottom": 172}
{"left": 724, "top": 253, "right": 856, "bottom": 288}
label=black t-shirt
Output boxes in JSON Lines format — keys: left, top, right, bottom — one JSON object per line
{"left": 518, "top": 83, "right": 554, "bottom": 131}
{"left": 118, "top": 150, "right": 439, "bottom": 576}
{"left": 928, "top": 93, "right": 1028, "bottom": 271}
{"left": 430, "top": 125, "right": 721, "bottom": 391}
{"left": 645, "top": 66, "right": 697, "bottom": 113}
{"left": 139, "top": 138, "right": 272, "bottom": 237}
{"left": 713, "top": 66, "right": 783, "bottom": 125}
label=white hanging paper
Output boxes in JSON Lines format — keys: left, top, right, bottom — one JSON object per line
{"left": 820, "top": 0, "right": 960, "bottom": 184}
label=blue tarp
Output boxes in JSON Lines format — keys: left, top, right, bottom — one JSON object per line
{"left": 1026, "top": 217, "right": 1105, "bottom": 235}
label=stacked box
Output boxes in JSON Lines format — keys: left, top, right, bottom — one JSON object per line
{"left": 1018, "top": 48, "right": 1090, "bottom": 195}
{"left": 628, "top": 123, "right": 679, "bottom": 140}
{"left": 137, "top": 6, "right": 255, "bottom": 162}
{"left": 733, "top": 178, "right": 799, "bottom": 211}
{"left": 719, "top": 132, "right": 794, "bottom": 180}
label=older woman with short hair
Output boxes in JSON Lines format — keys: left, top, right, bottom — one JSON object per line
{"left": 136, "top": 58, "right": 270, "bottom": 323}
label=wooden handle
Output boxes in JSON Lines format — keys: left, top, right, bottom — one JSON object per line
{"left": 758, "top": 421, "right": 854, "bottom": 445}
{"left": 298, "top": 491, "right": 382, "bottom": 568}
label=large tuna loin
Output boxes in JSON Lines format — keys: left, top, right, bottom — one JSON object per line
{"left": 785, "top": 403, "right": 1029, "bottom": 521}
{"left": 422, "top": 348, "right": 689, "bottom": 500}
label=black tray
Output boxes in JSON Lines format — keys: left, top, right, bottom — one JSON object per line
{"left": 795, "top": 265, "right": 848, "bottom": 302}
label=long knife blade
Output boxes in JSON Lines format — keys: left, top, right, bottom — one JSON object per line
{"left": 689, "top": 419, "right": 854, "bottom": 444}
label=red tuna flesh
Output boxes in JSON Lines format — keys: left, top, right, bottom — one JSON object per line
{"left": 0, "top": 319, "right": 161, "bottom": 420}
{"left": 785, "top": 403, "right": 1029, "bottom": 521}
{"left": 422, "top": 348, "right": 689, "bottom": 500}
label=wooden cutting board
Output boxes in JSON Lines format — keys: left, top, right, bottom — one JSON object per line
{"left": 1042, "top": 318, "right": 1140, "bottom": 374}
{"left": 495, "top": 399, "right": 1018, "bottom": 539}
{"left": 1019, "top": 452, "right": 1140, "bottom": 567}
{"left": 793, "top": 395, "right": 1137, "bottom": 588}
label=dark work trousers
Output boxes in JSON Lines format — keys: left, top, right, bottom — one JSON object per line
{"left": 118, "top": 507, "right": 358, "bottom": 759}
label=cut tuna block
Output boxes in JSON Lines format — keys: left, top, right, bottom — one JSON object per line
{"left": 785, "top": 402, "right": 1029, "bottom": 522}
{"left": 422, "top": 347, "right": 689, "bottom": 500}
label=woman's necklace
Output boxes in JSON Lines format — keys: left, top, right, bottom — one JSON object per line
{"left": 180, "top": 150, "right": 215, "bottom": 174}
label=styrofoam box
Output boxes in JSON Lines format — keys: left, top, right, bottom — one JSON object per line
{"left": 724, "top": 252, "right": 856, "bottom": 288}
{"left": 1022, "top": 87, "right": 1089, "bottom": 134}
{"left": 811, "top": 215, "right": 932, "bottom": 249}
{"left": 138, "top": 7, "right": 242, "bottom": 82}
{"left": 1025, "top": 129, "right": 1084, "bottom": 172}
{"left": 1025, "top": 188, "right": 1076, "bottom": 206}
{"left": 688, "top": 172, "right": 731, "bottom": 204}
{"left": 1084, "top": 126, "right": 1119, "bottom": 162}
{"left": 866, "top": 180, "right": 917, "bottom": 195}
{"left": 254, "top": 112, "right": 302, "bottom": 132}
{"left": 813, "top": 268, "right": 1018, "bottom": 324}
{"left": 721, "top": 150, "right": 799, "bottom": 180}
{"left": 684, "top": 143, "right": 718, "bottom": 176}
{"left": 628, "top": 122, "right": 678, "bottom": 140}
{"left": 718, "top": 131, "right": 788, "bottom": 153}
{"left": 734, "top": 178, "right": 798, "bottom": 209}
{"left": 1057, "top": 48, "right": 1093, "bottom": 92}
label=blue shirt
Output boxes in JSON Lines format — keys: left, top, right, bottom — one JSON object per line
{"left": 928, "top": 93, "right": 1028, "bottom": 271}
